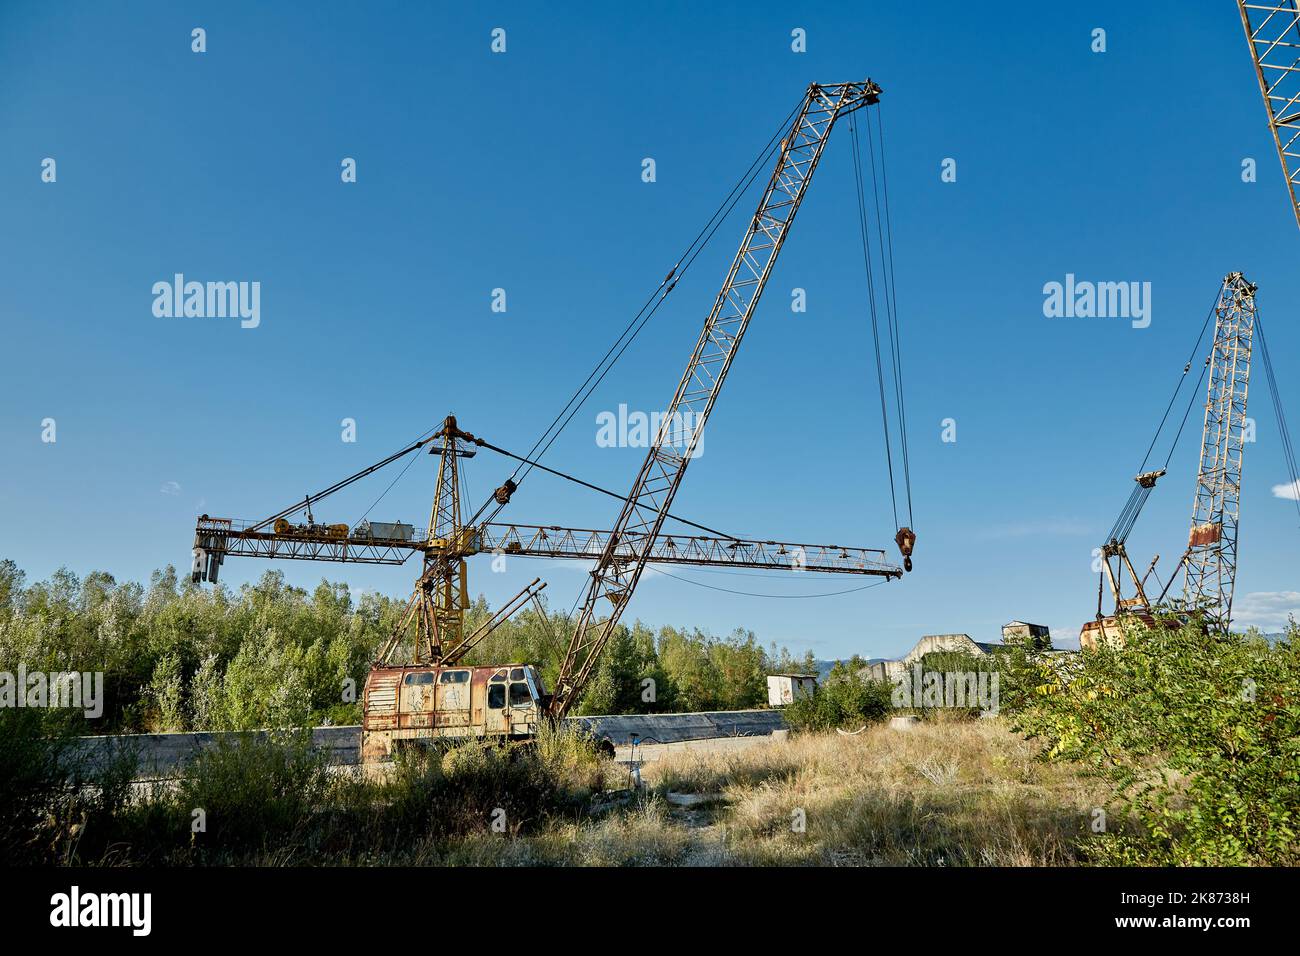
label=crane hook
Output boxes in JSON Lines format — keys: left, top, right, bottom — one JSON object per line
{"left": 493, "top": 478, "right": 518, "bottom": 505}
{"left": 895, "top": 526, "right": 916, "bottom": 573}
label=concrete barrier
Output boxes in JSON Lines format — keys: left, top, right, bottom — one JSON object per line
{"left": 75, "top": 709, "right": 788, "bottom": 776}
{"left": 74, "top": 726, "right": 361, "bottom": 777}
{"left": 570, "top": 709, "right": 786, "bottom": 747}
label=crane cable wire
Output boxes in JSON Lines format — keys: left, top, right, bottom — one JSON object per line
{"left": 1161, "top": 349, "right": 1213, "bottom": 473}
{"left": 1103, "top": 287, "right": 1220, "bottom": 546}
{"left": 475, "top": 438, "right": 736, "bottom": 539}
{"left": 850, "top": 109, "right": 912, "bottom": 534}
{"left": 1255, "top": 309, "right": 1300, "bottom": 526}
{"left": 849, "top": 112, "right": 896, "bottom": 530}
{"left": 351, "top": 447, "right": 425, "bottom": 532}
{"left": 463, "top": 93, "right": 809, "bottom": 538}
{"left": 652, "top": 568, "right": 891, "bottom": 599}
{"left": 1137, "top": 288, "right": 1220, "bottom": 474}
{"left": 868, "top": 101, "right": 914, "bottom": 526}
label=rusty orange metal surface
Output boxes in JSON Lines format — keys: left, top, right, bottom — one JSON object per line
{"left": 361, "top": 662, "right": 545, "bottom": 763}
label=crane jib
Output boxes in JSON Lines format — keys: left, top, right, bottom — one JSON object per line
{"left": 550, "top": 80, "right": 887, "bottom": 717}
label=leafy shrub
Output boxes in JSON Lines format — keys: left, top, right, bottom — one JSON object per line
{"left": 0, "top": 709, "right": 82, "bottom": 863}
{"left": 177, "top": 731, "right": 332, "bottom": 855}
{"left": 1014, "top": 617, "right": 1300, "bottom": 865}
{"left": 784, "top": 661, "right": 892, "bottom": 732}
{"left": 0, "top": 708, "right": 143, "bottom": 865}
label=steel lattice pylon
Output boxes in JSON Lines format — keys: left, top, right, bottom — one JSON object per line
{"left": 379, "top": 415, "right": 475, "bottom": 664}
{"left": 1239, "top": 1, "right": 1300, "bottom": 232}
{"left": 1182, "top": 273, "right": 1256, "bottom": 631}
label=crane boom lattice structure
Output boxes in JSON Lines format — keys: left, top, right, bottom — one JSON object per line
{"left": 1238, "top": 0, "right": 1300, "bottom": 231}
{"left": 1082, "top": 273, "right": 1260, "bottom": 648}
{"left": 1182, "top": 273, "right": 1256, "bottom": 631}
{"left": 194, "top": 516, "right": 900, "bottom": 577}
{"left": 549, "top": 80, "right": 884, "bottom": 716}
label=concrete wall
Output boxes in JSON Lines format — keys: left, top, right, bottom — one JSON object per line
{"left": 74, "top": 726, "right": 361, "bottom": 777}
{"left": 860, "top": 634, "right": 990, "bottom": 683}
{"left": 568, "top": 709, "right": 785, "bottom": 747}
{"left": 903, "top": 634, "right": 990, "bottom": 662}
{"left": 76, "top": 709, "right": 788, "bottom": 777}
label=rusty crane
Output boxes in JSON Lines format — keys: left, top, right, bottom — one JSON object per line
{"left": 1081, "top": 7, "right": 1300, "bottom": 645}
{"left": 1082, "top": 272, "right": 1297, "bottom": 646}
{"left": 192, "top": 79, "right": 916, "bottom": 761}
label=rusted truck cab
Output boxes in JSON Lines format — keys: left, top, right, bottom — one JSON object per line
{"left": 361, "top": 663, "right": 548, "bottom": 764}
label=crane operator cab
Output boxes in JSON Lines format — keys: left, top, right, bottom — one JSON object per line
{"left": 361, "top": 663, "right": 549, "bottom": 765}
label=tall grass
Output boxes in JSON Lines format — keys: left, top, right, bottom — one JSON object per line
{"left": 639, "top": 719, "right": 1115, "bottom": 866}
{"left": 4, "top": 714, "right": 1125, "bottom": 867}
{"left": 0, "top": 715, "right": 613, "bottom": 865}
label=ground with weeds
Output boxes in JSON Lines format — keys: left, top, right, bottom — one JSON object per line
{"left": 447, "top": 718, "right": 1114, "bottom": 866}
{"left": 3, "top": 712, "right": 1116, "bottom": 866}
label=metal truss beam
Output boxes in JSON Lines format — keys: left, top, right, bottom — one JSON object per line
{"left": 1182, "top": 273, "right": 1256, "bottom": 631}
{"left": 193, "top": 518, "right": 901, "bottom": 578}
{"left": 481, "top": 523, "right": 901, "bottom": 577}
{"left": 194, "top": 518, "right": 420, "bottom": 566}
{"left": 1239, "top": 1, "right": 1300, "bottom": 231}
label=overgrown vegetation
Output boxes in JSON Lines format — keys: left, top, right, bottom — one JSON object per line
{"left": 0, "top": 712, "right": 611, "bottom": 865}
{"left": 5, "top": 556, "right": 1297, "bottom": 867}
{"left": 0, "top": 558, "right": 810, "bottom": 733}
{"left": 783, "top": 658, "right": 892, "bottom": 732}
{"left": 1009, "top": 617, "right": 1300, "bottom": 866}
{"left": 766, "top": 619, "right": 1300, "bottom": 867}
{"left": 594, "top": 721, "right": 1113, "bottom": 866}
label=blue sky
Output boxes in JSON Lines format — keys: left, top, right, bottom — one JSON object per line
{"left": 2, "top": 1, "right": 1297, "bottom": 657}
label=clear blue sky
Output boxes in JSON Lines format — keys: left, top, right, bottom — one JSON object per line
{"left": 2, "top": 1, "right": 1297, "bottom": 656}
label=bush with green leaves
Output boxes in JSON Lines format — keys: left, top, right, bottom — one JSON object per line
{"left": 1013, "top": 617, "right": 1300, "bottom": 865}
{"left": 0, "top": 707, "right": 145, "bottom": 865}
{"left": 783, "top": 660, "right": 893, "bottom": 732}
{"left": 1, "top": 715, "right": 612, "bottom": 864}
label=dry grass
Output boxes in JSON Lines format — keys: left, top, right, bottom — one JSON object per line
{"left": 438, "top": 799, "right": 697, "bottom": 866}
{"left": 474, "top": 718, "right": 1109, "bottom": 866}
{"left": 649, "top": 719, "right": 1108, "bottom": 865}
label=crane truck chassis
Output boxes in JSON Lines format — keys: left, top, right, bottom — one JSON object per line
{"left": 361, "top": 663, "right": 618, "bottom": 763}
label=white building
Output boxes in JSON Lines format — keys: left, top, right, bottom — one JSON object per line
{"left": 766, "top": 674, "right": 817, "bottom": 707}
